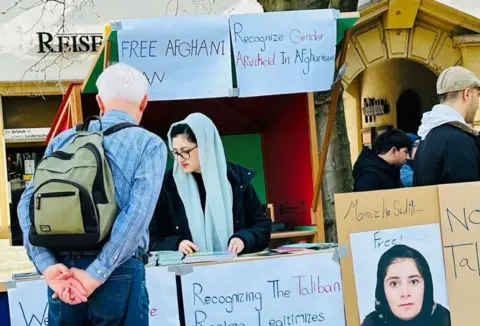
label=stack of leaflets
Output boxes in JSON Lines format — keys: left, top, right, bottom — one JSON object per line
{"left": 12, "top": 272, "right": 42, "bottom": 281}
{"left": 273, "top": 242, "right": 338, "bottom": 253}
{"left": 155, "top": 251, "right": 184, "bottom": 266}
{"left": 183, "top": 251, "right": 237, "bottom": 264}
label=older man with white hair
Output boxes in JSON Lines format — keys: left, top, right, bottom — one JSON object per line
{"left": 17, "top": 62, "right": 167, "bottom": 325}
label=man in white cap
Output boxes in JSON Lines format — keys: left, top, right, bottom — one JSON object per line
{"left": 414, "top": 66, "right": 480, "bottom": 186}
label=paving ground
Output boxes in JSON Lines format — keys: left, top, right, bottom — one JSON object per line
{"left": 0, "top": 240, "right": 35, "bottom": 284}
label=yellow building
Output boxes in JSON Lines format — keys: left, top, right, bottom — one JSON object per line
{"left": 343, "top": 0, "right": 480, "bottom": 162}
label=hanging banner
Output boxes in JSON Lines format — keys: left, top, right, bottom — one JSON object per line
{"left": 117, "top": 15, "right": 232, "bottom": 101}
{"left": 229, "top": 9, "right": 337, "bottom": 97}
{"left": 180, "top": 251, "right": 346, "bottom": 326}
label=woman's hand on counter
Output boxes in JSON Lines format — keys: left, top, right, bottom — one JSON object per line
{"left": 179, "top": 240, "right": 200, "bottom": 254}
{"left": 228, "top": 237, "right": 245, "bottom": 254}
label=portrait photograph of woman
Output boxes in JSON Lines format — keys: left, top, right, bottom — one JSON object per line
{"left": 350, "top": 224, "right": 451, "bottom": 326}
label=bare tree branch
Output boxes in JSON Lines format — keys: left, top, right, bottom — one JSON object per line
{"left": 1, "top": 0, "right": 96, "bottom": 96}
{"left": 1, "top": 0, "right": 227, "bottom": 96}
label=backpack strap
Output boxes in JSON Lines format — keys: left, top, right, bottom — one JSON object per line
{"left": 77, "top": 116, "right": 103, "bottom": 132}
{"left": 103, "top": 122, "right": 144, "bottom": 136}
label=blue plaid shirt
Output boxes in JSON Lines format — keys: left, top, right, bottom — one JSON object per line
{"left": 17, "top": 110, "right": 167, "bottom": 283}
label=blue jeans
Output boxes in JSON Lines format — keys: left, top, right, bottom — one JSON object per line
{"left": 47, "top": 256, "right": 149, "bottom": 326}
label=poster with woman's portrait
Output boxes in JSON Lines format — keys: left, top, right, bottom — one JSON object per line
{"left": 350, "top": 223, "right": 451, "bottom": 326}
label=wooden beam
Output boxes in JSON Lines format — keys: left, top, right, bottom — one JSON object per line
{"left": 49, "top": 102, "right": 69, "bottom": 143}
{"left": 103, "top": 40, "right": 112, "bottom": 70}
{"left": 0, "top": 81, "right": 76, "bottom": 97}
{"left": 70, "top": 84, "right": 84, "bottom": 125}
{"left": 307, "top": 93, "right": 325, "bottom": 241}
{"left": 307, "top": 93, "right": 319, "bottom": 180}
{"left": 0, "top": 97, "right": 11, "bottom": 241}
{"left": 312, "top": 28, "right": 353, "bottom": 213}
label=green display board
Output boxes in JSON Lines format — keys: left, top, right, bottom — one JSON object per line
{"left": 164, "top": 133, "right": 266, "bottom": 203}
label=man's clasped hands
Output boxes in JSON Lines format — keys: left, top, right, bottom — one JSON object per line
{"left": 43, "top": 263, "right": 102, "bottom": 305}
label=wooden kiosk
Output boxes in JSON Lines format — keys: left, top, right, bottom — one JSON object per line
{"left": 47, "top": 13, "right": 358, "bottom": 245}
{"left": 0, "top": 9, "right": 359, "bottom": 326}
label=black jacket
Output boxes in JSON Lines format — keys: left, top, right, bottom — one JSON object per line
{"left": 149, "top": 162, "right": 272, "bottom": 254}
{"left": 361, "top": 303, "right": 450, "bottom": 326}
{"left": 353, "top": 147, "right": 403, "bottom": 192}
{"left": 413, "top": 122, "right": 480, "bottom": 186}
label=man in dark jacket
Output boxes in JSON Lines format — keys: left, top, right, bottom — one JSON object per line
{"left": 353, "top": 127, "right": 412, "bottom": 192}
{"left": 414, "top": 66, "right": 480, "bottom": 186}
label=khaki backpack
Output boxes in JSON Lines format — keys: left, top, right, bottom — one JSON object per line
{"left": 29, "top": 116, "right": 139, "bottom": 249}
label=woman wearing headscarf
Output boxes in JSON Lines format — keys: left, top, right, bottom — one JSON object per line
{"left": 149, "top": 113, "right": 271, "bottom": 254}
{"left": 362, "top": 244, "right": 450, "bottom": 326}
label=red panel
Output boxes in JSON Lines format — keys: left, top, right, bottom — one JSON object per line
{"left": 262, "top": 94, "right": 313, "bottom": 226}
{"left": 46, "top": 84, "right": 75, "bottom": 145}
{"left": 78, "top": 92, "right": 314, "bottom": 226}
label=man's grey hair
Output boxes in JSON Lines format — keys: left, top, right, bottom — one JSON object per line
{"left": 96, "top": 63, "right": 149, "bottom": 103}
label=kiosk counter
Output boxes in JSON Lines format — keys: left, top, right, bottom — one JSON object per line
{"left": 3, "top": 249, "right": 345, "bottom": 326}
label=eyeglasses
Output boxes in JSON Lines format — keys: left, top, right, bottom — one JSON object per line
{"left": 170, "top": 146, "right": 197, "bottom": 161}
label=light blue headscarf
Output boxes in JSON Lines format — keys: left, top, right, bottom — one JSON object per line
{"left": 167, "top": 113, "right": 234, "bottom": 252}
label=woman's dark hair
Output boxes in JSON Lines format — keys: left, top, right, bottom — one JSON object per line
{"left": 373, "top": 244, "right": 434, "bottom": 324}
{"left": 170, "top": 123, "right": 197, "bottom": 144}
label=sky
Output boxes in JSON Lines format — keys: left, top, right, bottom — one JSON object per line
{"left": 0, "top": 0, "right": 476, "bottom": 82}
{"left": 437, "top": 0, "right": 480, "bottom": 18}
{"left": 358, "top": 0, "right": 480, "bottom": 18}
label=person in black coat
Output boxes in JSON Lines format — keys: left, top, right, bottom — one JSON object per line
{"left": 149, "top": 113, "right": 271, "bottom": 255}
{"left": 353, "top": 127, "right": 412, "bottom": 192}
{"left": 413, "top": 66, "right": 480, "bottom": 186}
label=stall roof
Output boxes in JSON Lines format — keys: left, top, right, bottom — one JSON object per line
{"left": 81, "top": 12, "right": 359, "bottom": 95}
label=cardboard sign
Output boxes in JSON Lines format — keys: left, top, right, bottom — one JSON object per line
{"left": 438, "top": 182, "right": 480, "bottom": 326}
{"left": 180, "top": 251, "right": 345, "bottom": 326}
{"left": 334, "top": 186, "right": 442, "bottom": 326}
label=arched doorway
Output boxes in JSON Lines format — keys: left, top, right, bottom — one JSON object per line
{"left": 396, "top": 89, "right": 422, "bottom": 134}
{"left": 343, "top": 59, "right": 438, "bottom": 161}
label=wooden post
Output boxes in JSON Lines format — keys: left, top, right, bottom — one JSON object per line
{"left": 70, "top": 84, "right": 83, "bottom": 125}
{"left": 103, "top": 40, "right": 112, "bottom": 70}
{"left": 0, "top": 97, "right": 11, "bottom": 240}
{"left": 312, "top": 28, "right": 353, "bottom": 213}
{"left": 307, "top": 93, "right": 325, "bottom": 241}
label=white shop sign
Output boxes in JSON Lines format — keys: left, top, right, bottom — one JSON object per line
{"left": 4, "top": 128, "right": 50, "bottom": 140}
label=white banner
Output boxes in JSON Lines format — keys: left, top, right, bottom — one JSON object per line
{"left": 230, "top": 9, "right": 337, "bottom": 97}
{"left": 181, "top": 251, "right": 346, "bottom": 326}
{"left": 7, "top": 267, "right": 180, "bottom": 326}
{"left": 117, "top": 14, "right": 233, "bottom": 101}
